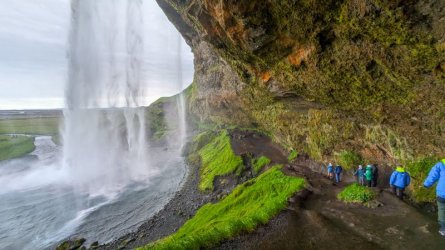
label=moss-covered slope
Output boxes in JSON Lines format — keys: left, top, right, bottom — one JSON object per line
{"left": 141, "top": 166, "right": 305, "bottom": 250}
{"left": 156, "top": 0, "right": 444, "bottom": 165}
{"left": 198, "top": 130, "right": 243, "bottom": 191}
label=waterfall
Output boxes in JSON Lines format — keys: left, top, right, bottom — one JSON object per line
{"left": 176, "top": 35, "right": 187, "bottom": 148}
{"left": 0, "top": 1, "right": 193, "bottom": 248}
{"left": 63, "top": 0, "right": 153, "bottom": 195}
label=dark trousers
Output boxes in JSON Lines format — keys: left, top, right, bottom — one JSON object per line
{"left": 335, "top": 173, "right": 341, "bottom": 183}
{"left": 371, "top": 176, "right": 378, "bottom": 187}
{"left": 392, "top": 186, "right": 405, "bottom": 200}
{"left": 366, "top": 180, "right": 372, "bottom": 187}
{"left": 438, "top": 198, "right": 445, "bottom": 230}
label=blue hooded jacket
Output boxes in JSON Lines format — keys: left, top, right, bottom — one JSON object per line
{"left": 424, "top": 160, "right": 445, "bottom": 199}
{"left": 389, "top": 167, "right": 411, "bottom": 189}
{"left": 334, "top": 165, "right": 343, "bottom": 174}
{"left": 354, "top": 167, "right": 364, "bottom": 177}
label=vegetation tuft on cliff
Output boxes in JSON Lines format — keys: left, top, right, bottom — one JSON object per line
{"left": 198, "top": 130, "right": 243, "bottom": 191}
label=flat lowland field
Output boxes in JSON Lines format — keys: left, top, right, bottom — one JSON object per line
{"left": 0, "top": 110, "right": 62, "bottom": 135}
{"left": 0, "top": 117, "right": 61, "bottom": 135}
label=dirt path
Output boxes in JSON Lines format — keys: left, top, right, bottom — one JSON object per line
{"left": 219, "top": 136, "right": 445, "bottom": 250}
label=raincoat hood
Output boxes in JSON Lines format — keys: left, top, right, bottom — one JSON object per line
{"left": 396, "top": 167, "right": 405, "bottom": 172}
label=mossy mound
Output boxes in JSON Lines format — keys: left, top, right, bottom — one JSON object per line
{"left": 198, "top": 130, "right": 243, "bottom": 191}
{"left": 338, "top": 183, "right": 376, "bottom": 203}
{"left": 142, "top": 166, "right": 305, "bottom": 250}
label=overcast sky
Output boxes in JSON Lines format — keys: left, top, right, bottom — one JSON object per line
{"left": 0, "top": 0, "right": 194, "bottom": 110}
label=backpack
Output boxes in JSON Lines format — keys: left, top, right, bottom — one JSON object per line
{"left": 372, "top": 165, "right": 379, "bottom": 175}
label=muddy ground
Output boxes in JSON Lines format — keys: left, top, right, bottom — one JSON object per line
{"left": 94, "top": 130, "right": 445, "bottom": 250}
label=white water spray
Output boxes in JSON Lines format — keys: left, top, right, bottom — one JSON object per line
{"left": 63, "top": 0, "right": 152, "bottom": 195}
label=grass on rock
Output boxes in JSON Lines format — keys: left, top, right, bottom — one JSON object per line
{"left": 198, "top": 130, "right": 243, "bottom": 191}
{"left": 0, "top": 135, "right": 35, "bottom": 161}
{"left": 405, "top": 157, "right": 439, "bottom": 202}
{"left": 143, "top": 166, "right": 306, "bottom": 250}
{"left": 336, "top": 150, "right": 362, "bottom": 170}
{"left": 287, "top": 150, "right": 298, "bottom": 162}
{"left": 252, "top": 156, "right": 271, "bottom": 174}
{"left": 337, "top": 183, "right": 376, "bottom": 203}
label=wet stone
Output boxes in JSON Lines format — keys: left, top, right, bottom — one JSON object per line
{"left": 56, "top": 238, "right": 86, "bottom": 250}
{"left": 89, "top": 241, "right": 99, "bottom": 249}
{"left": 365, "top": 200, "right": 384, "bottom": 208}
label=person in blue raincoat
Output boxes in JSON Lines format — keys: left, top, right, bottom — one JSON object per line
{"left": 389, "top": 166, "right": 411, "bottom": 200}
{"left": 354, "top": 165, "right": 365, "bottom": 186}
{"left": 326, "top": 163, "right": 334, "bottom": 180}
{"left": 334, "top": 164, "right": 343, "bottom": 183}
{"left": 424, "top": 159, "right": 445, "bottom": 236}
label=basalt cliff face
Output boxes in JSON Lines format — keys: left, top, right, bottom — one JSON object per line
{"left": 156, "top": 0, "right": 445, "bottom": 165}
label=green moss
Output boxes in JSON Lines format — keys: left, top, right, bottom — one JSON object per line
{"left": 365, "top": 125, "right": 413, "bottom": 161}
{"left": 198, "top": 130, "right": 243, "bottom": 191}
{"left": 336, "top": 150, "right": 362, "bottom": 170}
{"left": 143, "top": 166, "right": 305, "bottom": 250}
{"left": 306, "top": 110, "right": 356, "bottom": 160}
{"left": 0, "top": 135, "right": 35, "bottom": 161}
{"left": 146, "top": 98, "right": 169, "bottom": 140}
{"left": 252, "top": 156, "right": 271, "bottom": 174}
{"left": 287, "top": 150, "right": 298, "bottom": 162}
{"left": 338, "top": 183, "right": 376, "bottom": 203}
{"left": 405, "top": 157, "right": 439, "bottom": 203}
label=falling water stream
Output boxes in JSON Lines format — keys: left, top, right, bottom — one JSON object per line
{"left": 64, "top": 0, "right": 152, "bottom": 195}
{"left": 0, "top": 0, "right": 190, "bottom": 249}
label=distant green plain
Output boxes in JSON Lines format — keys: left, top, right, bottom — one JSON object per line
{"left": 0, "top": 117, "right": 61, "bottom": 160}
{"left": 0, "top": 117, "right": 60, "bottom": 135}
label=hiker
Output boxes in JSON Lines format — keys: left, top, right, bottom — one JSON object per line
{"left": 364, "top": 164, "right": 373, "bottom": 187}
{"left": 327, "top": 163, "right": 334, "bottom": 180}
{"left": 423, "top": 159, "right": 445, "bottom": 236}
{"left": 354, "top": 165, "right": 365, "bottom": 186}
{"left": 334, "top": 164, "right": 343, "bottom": 183}
{"left": 389, "top": 166, "right": 411, "bottom": 200}
{"left": 371, "top": 164, "right": 379, "bottom": 187}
